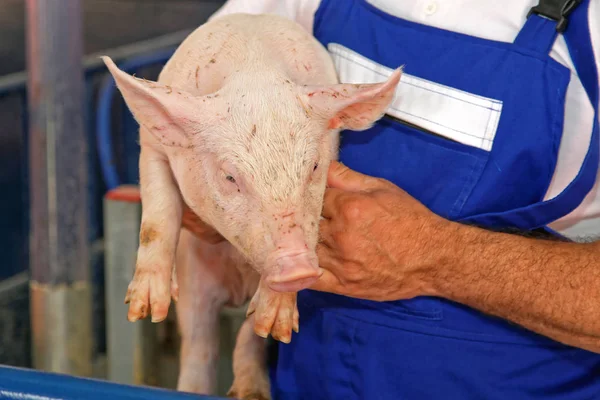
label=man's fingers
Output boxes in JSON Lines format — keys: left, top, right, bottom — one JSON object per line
{"left": 308, "top": 268, "right": 342, "bottom": 294}
{"left": 312, "top": 244, "right": 342, "bottom": 294}
{"left": 327, "top": 161, "right": 383, "bottom": 192}
{"left": 181, "top": 207, "right": 225, "bottom": 244}
{"left": 318, "top": 218, "right": 335, "bottom": 248}
{"left": 321, "top": 188, "right": 343, "bottom": 219}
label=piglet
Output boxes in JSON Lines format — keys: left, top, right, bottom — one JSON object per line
{"left": 102, "top": 12, "right": 401, "bottom": 399}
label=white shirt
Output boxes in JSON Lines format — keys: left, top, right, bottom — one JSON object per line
{"left": 210, "top": 0, "right": 600, "bottom": 241}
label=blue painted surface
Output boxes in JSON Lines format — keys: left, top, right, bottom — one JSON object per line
{"left": 0, "top": 365, "right": 225, "bottom": 399}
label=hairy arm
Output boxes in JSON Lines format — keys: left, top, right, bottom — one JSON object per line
{"left": 313, "top": 161, "right": 600, "bottom": 354}
{"left": 430, "top": 223, "right": 600, "bottom": 352}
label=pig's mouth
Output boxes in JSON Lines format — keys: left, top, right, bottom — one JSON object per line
{"left": 264, "top": 251, "right": 323, "bottom": 292}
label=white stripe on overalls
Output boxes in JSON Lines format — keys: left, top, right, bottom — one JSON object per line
{"left": 328, "top": 43, "right": 503, "bottom": 152}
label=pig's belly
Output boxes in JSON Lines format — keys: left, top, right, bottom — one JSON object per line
{"left": 178, "top": 230, "right": 259, "bottom": 307}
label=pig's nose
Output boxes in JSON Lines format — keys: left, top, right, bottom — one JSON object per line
{"left": 265, "top": 251, "right": 323, "bottom": 292}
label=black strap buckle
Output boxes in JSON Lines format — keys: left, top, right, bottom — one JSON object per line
{"left": 527, "top": 0, "right": 583, "bottom": 32}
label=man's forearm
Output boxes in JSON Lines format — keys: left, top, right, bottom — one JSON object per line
{"left": 429, "top": 222, "right": 600, "bottom": 353}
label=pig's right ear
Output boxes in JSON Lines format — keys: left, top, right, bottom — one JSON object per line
{"left": 102, "top": 56, "right": 217, "bottom": 148}
{"left": 299, "top": 68, "right": 402, "bottom": 132}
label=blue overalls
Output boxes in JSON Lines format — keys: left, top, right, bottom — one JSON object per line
{"left": 270, "top": 0, "right": 600, "bottom": 399}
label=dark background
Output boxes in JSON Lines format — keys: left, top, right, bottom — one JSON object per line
{"left": 0, "top": 0, "right": 226, "bottom": 369}
{"left": 0, "top": 0, "right": 225, "bottom": 75}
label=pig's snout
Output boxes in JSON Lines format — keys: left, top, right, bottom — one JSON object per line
{"left": 265, "top": 251, "right": 323, "bottom": 293}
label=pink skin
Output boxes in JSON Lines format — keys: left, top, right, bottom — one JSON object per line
{"left": 263, "top": 214, "right": 323, "bottom": 292}
{"left": 175, "top": 229, "right": 294, "bottom": 399}
{"left": 102, "top": 13, "right": 401, "bottom": 398}
{"left": 175, "top": 229, "right": 273, "bottom": 397}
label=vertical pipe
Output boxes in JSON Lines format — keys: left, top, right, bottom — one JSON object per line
{"left": 25, "top": 0, "right": 92, "bottom": 376}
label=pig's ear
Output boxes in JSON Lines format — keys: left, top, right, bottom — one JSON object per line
{"left": 102, "top": 56, "right": 216, "bottom": 148}
{"left": 300, "top": 68, "right": 402, "bottom": 131}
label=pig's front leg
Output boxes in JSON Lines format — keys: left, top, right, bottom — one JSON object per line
{"left": 125, "top": 146, "right": 182, "bottom": 322}
{"left": 228, "top": 314, "right": 270, "bottom": 400}
{"left": 247, "top": 279, "right": 298, "bottom": 344}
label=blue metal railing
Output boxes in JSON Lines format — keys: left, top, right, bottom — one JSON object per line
{"left": 0, "top": 365, "right": 225, "bottom": 399}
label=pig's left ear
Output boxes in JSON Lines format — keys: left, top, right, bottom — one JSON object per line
{"left": 102, "top": 56, "right": 221, "bottom": 148}
{"left": 300, "top": 68, "right": 402, "bottom": 131}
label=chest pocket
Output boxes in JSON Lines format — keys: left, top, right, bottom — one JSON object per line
{"left": 340, "top": 111, "right": 491, "bottom": 220}
{"left": 329, "top": 36, "right": 569, "bottom": 223}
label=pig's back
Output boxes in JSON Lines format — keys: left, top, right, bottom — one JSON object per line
{"left": 157, "top": 13, "right": 338, "bottom": 94}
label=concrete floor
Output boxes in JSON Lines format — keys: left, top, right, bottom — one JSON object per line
{"left": 0, "top": 0, "right": 226, "bottom": 76}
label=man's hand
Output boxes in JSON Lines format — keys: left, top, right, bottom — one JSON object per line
{"left": 311, "top": 161, "right": 449, "bottom": 301}
{"left": 181, "top": 204, "right": 225, "bottom": 244}
{"left": 311, "top": 161, "right": 600, "bottom": 353}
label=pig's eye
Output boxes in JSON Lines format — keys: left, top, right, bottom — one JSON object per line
{"left": 313, "top": 163, "right": 318, "bottom": 172}
{"left": 219, "top": 162, "right": 242, "bottom": 194}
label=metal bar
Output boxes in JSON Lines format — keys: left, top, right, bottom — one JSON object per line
{"left": 0, "top": 365, "right": 225, "bottom": 400}
{"left": 26, "top": 0, "right": 92, "bottom": 376}
{"left": 0, "top": 272, "right": 29, "bottom": 296}
{"left": 103, "top": 186, "right": 159, "bottom": 386}
{"left": 0, "top": 29, "right": 192, "bottom": 95}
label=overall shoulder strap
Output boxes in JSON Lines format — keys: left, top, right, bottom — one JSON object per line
{"left": 562, "top": 0, "right": 599, "bottom": 107}
{"left": 459, "top": 0, "right": 600, "bottom": 232}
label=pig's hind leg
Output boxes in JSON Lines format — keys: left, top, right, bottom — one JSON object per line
{"left": 228, "top": 283, "right": 297, "bottom": 399}
{"left": 126, "top": 146, "right": 181, "bottom": 323}
{"left": 228, "top": 314, "right": 271, "bottom": 400}
{"left": 175, "top": 230, "right": 230, "bottom": 394}
{"left": 227, "top": 269, "right": 296, "bottom": 399}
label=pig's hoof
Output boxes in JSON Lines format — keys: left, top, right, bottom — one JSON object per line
{"left": 247, "top": 282, "right": 298, "bottom": 343}
{"left": 124, "top": 267, "right": 174, "bottom": 323}
{"left": 227, "top": 390, "right": 270, "bottom": 400}
{"left": 227, "top": 381, "right": 270, "bottom": 400}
